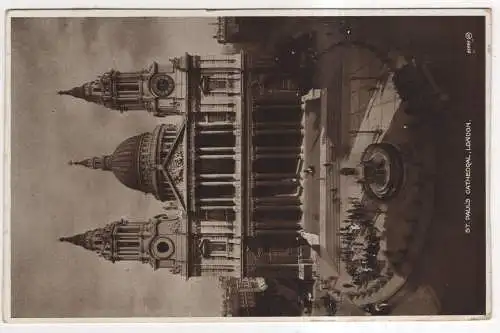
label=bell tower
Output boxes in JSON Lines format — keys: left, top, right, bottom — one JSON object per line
{"left": 58, "top": 57, "right": 192, "bottom": 117}
{"left": 59, "top": 213, "right": 189, "bottom": 275}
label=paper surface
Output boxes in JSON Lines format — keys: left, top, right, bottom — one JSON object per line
{"left": 3, "top": 10, "right": 490, "bottom": 322}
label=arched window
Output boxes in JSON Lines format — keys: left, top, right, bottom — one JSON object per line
{"left": 200, "top": 75, "right": 236, "bottom": 96}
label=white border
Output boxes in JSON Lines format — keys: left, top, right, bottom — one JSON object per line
{"left": 0, "top": 3, "right": 497, "bottom": 333}
{"left": 4, "top": 8, "right": 492, "bottom": 17}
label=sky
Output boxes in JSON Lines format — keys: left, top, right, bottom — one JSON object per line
{"left": 10, "top": 17, "right": 225, "bottom": 318}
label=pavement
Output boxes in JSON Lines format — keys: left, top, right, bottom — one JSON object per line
{"left": 298, "top": 22, "right": 413, "bottom": 304}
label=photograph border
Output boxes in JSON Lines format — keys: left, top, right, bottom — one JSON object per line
{"left": 1, "top": 7, "right": 493, "bottom": 324}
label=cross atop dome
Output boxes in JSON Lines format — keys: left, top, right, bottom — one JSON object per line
{"left": 68, "top": 156, "right": 112, "bottom": 170}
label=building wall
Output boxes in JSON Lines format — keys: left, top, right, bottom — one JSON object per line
{"left": 185, "top": 50, "right": 313, "bottom": 280}
{"left": 188, "top": 53, "right": 245, "bottom": 278}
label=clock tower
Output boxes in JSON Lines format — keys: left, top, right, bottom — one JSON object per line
{"left": 58, "top": 56, "right": 192, "bottom": 117}
{"left": 59, "top": 213, "right": 189, "bottom": 275}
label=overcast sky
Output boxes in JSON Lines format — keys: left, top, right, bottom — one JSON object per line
{"left": 10, "top": 17, "right": 224, "bottom": 318}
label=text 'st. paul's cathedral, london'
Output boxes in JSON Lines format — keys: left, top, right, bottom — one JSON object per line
{"left": 58, "top": 48, "right": 313, "bottom": 281}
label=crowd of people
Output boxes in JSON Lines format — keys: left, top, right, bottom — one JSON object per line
{"left": 339, "top": 198, "right": 388, "bottom": 288}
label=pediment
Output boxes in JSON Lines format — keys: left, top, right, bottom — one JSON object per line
{"left": 160, "top": 120, "right": 187, "bottom": 211}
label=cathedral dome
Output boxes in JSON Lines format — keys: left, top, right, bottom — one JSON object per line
{"left": 70, "top": 124, "right": 183, "bottom": 202}
{"left": 110, "top": 132, "right": 153, "bottom": 192}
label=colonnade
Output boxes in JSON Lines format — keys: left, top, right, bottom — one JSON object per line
{"left": 245, "top": 92, "right": 310, "bottom": 278}
{"left": 192, "top": 112, "right": 242, "bottom": 276}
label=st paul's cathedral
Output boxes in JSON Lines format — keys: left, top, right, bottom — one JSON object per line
{"left": 58, "top": 50, "right": 314, "bottom": 281}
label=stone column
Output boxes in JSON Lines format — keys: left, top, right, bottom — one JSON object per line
{"left": 200, "top": 206, "right": 235, "bottom": 210}
{"left": 199, "top": 198, "right": 235, "bottom": 203}
{"left": 254, "top": 229, "right": 299, "bottom": 236}
{"left": 254, "top": 122, "right": 303, "bottom": 128}
{"left": 197, "top": 122, "right": 233, "bottom": 127}
{"left": 254, "top": 173, "right": 297, "bottom": 179}
{"left": 254, "top": 153, "right": 300, "bottom": 159}
{"left": 254, "top": 129, "right": 304, "bottom": 135}
{"left": 198, "top": 147, "right": 236, "bottom": 153}
{"left": 118, "top": 254, "right": 138, "bottom": 261}
{"left": 253, "top": 179, "right": 299, "bottom": 186}
{"left": 253, "top": 197, "right": 301, "bottom": 204}
{"left": 118, "top": 248, "right": 139, "bottom": 256}
{"left": 254, "top": 147, "right": 301, "bottom": 153}
{"left": 255, "top": 104, "right": 301, "bottom": 110}
{"left": 197, "top": 155, "right": 234, "bottom": 159}
{"left": 199, "top": 129, "right": 235, "bottom": 135}
{"left": 200, "top": 221, "right": 233, "bottom": 228}
{"left": 254, "top": 205, "right": 302, "bottom": 211}
{"left": 198, "top": 181, "right": 236, "bottom": 186}
{"left": 199, "top": 174, "right": 237, "bottom": 179}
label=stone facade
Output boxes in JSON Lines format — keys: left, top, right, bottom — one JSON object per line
{"left": 60, "top": 50, "right": 313, "bottom": 281}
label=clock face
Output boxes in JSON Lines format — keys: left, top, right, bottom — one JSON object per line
{"left": 150, "top": 236, "right": 175, "bottom": 259}
{"left": 156, "top": 78, "right": 171, "bottom": 91}
{"left": 150, "top": 74, "right": 175, "bottom": 97}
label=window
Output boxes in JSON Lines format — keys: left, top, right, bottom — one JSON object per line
{"left": 200, "top": 239, "right": 228, "bottom": 258}
{"left": 207, "top": 113, "right": 227, "bottom": 122}
{"left": 208, "top": 79, "right": 228, "bottom": 90}
{"left": 201, "top": 76, "right": 234, "bottom": 95}
{"left": 201, "top": 209, "right": 235, "bottom": 221}
{"left": 210, "top": 242, "right": 227, "bottom": 253}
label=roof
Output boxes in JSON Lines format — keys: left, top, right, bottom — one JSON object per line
{"left": 110, "top": 132, "right": 151, "bottom": 192}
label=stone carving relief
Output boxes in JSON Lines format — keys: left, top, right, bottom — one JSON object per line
{"left": 170, "top": 263, "right": 183, "bottom": 274}
{"left": 167, "top": 146, "right": 184, "bottom": 186}
{"left": 155, "top": 213, "right": 182, "bottom": 234}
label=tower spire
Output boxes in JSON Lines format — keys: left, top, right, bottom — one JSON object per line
{"left": 59, "top": 234, "right": 86, "bottom": 247}
{"left": 59, "top": 223, "right": 118, "bottom": 260}
{"left": 57, "top": 86, "right": 87, "bottom": 99}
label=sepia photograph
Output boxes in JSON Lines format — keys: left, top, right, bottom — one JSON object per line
{"left": 4, "top": 10, "right": 489, "bottom": 320}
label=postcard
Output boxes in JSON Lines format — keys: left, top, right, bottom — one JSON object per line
{"left": 3, "top": 9, "right": 490, "bottom": 321}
